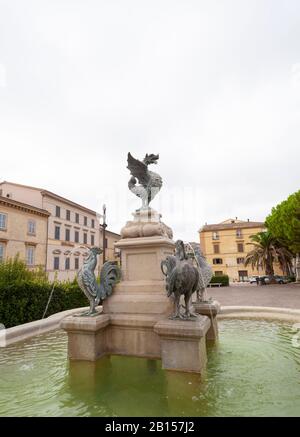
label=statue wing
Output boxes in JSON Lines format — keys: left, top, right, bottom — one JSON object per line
{"left": 161, "top": 255, "right": 176, "bottom": 276}
{"left": 127, "top": 153, "right": 150, "bottom": 187}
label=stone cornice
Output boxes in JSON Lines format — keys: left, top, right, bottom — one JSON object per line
{"left": 0, "top": 196, "right": 50, "bottom": 218}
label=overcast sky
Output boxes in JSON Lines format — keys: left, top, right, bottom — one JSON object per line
{"left": 1, "top": 0, "right": 300, "bottom": 241}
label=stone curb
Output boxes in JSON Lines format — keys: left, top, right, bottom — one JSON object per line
{"left": 0, "top": 306, "right": 92, "bottom": 347}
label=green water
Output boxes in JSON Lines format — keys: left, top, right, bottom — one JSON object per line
{"left": 0, "top": 319, "right": 300, "bottom": 416}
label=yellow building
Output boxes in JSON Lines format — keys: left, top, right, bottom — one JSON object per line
{"left": 0, "top": 196, "right": 50, "bottom": 268}
{"left": 199, "top": 218, "right": 269, "bottom": 282}
{"left": 100, "top": 229, "right": 122, "bottom": 264}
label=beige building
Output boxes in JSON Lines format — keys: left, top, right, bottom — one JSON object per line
{"left": 0, "top": 196, "right": 50, "bottom": 268}
{"left": 0, "top": 181, "right": 120, "bottom": 281}
{"left": 199, "top": 218, "right": 275, "bottom": 282}
{"left": 100, "top": 229, "right": 122, "bottom": 262}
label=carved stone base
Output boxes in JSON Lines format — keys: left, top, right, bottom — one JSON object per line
{"left": 61, "top": 313, "right": 211, "bottom": 374}
{"left": 193, "top": 300, "right": 221, "bottom": 341}
{"left": 120, "top": 208, "right": 173, "bottom": 239}
{"left": 154, "top": 316, "right": 210, "bottom": 374}
{"left": 60, "top": 314, "right": 110, "bottom": 361}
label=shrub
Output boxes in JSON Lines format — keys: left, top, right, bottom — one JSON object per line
{"left": 209, "top": 274, "right": 229, "bottom": 286}
{"left": 0, "top": 256, "right": 47, "bottom": 284}
{"left": 0, "top": 258, "right": 87, "bottom": 328}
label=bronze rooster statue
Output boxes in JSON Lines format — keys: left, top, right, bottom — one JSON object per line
{"left": 127, "top": 152, "right": 162, "bottom": 210}
{"left": 161, "top": 240, "right": 199, "bottom": 320}
{"left": 76, "top": 247, "right": 120, "bottom": 316}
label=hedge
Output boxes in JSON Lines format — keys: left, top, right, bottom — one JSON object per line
{"left": 0, "top": 280, "right": 87, "bottom": 329}
{"left": 209, "top": 275, "right": 229, "bottom": 286}
{"left": 0, "top": 257, "right": 87, "bottom": 328}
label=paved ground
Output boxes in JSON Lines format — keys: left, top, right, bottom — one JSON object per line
{"left": 205, "top": 283, "right": 300, "bottom": 309}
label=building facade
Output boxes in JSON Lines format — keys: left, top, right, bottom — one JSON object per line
{"left": 199, "top": 218, "right": 281, "bottom": 282}
{"left": 0, "top": 196, "right": 49, "bottom": 268}
{"left": 100, "top": 228, "right": 122, "bottom": 263}
{"left": 0, "top": 182, "right": 120, "bottom": 281}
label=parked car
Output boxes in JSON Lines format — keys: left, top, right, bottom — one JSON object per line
{"left": 265, "top": 275, "right": 290, "bottom": 284}
{"left": 249, "top": 276, "right": 259, "bottom": 284}
{"left": 250, "top": 275, "right": 290, "bottom": 285}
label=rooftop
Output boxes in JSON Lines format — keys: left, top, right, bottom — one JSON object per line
{"left": 0, "top": 180, "right": 101, "bottom": 217}
{"left": 199, "top": 218, "right": 265, "bottom": 232}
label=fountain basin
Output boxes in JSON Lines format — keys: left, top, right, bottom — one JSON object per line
{"left": 0, "top": 317, "right": 299, "bottom": 417}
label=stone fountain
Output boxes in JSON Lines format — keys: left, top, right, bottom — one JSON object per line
{"left": 61, "top": 153, "right": 219, "bottom": 374}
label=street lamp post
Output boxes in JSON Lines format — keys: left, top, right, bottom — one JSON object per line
{"left": 101, "top": 204, "right": 107, "bottom": 265}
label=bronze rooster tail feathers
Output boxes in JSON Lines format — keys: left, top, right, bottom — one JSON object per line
{"left": 98, "top": 261, "right": 121, "bottom": 300}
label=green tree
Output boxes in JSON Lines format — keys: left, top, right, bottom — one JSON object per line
{"left": 245, "top": 231, "right": 293, "bottom": 278}
{"left": 265, "top": 190, "right": 300, "bottom": 254}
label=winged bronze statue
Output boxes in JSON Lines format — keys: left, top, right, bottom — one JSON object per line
{"left": 127, "top": 153, "right": 162, "bottom": 210}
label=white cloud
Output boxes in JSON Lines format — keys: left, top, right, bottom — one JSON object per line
{"left": 0, "top": 0, "right": 300, "bottom": 241}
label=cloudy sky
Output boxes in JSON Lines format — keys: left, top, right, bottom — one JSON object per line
{"left": 0, "top": 0, "right": 299, "bottom": 241}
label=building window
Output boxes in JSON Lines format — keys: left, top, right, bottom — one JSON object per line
{"left": 65, "top": 258, "right": 70, "bottom": 270}
{"left": 238, "top": 270, "right": 248, "bottom": 282}
{"left": 66, "top": 209, "right": 71, "bottom": 221}
{"left": 213, "top": 244, "right": 220, "bottom": 254}
{"left": 54, "top": 257, "right": 60, "bottom": 270}
{"left": 0, "top": 213, "right": 7, "bottom": 230}
{"left": 56, "top": 206, "right": 60, "bottom": 218}
{"left": 65, "top": 228, "right": 70, "bottom": 241}
{"left": 75, "top": 257, "right": 79, "bottom": 270}
{"left": 0, "top": 243, "right": 5, "bottom": 262}
{"left": 91, "top": 219, "right": 95, "bottom": 229}
{"left": 26, "top": 246, "right": 35, "bottom": 266}
{"left": 237, "top": 257, "right": 245, "bottom": 265}
{"left": 83, "top": 233, "right": 87, "bottom": 244}
{"left": 75, "top": 213, "right": 79, "bottom": 224}
{"left": 84, "top": 216, "right": 88, "bottom": 226}
{"left": 91, "top": 234, "right": 95, "bottom": 245}
{"left": 212, "top": 231, "right": 219, "bottom": 240}
{"left": 215, "top": 271, "right": 223, "bottom": 276}
{"left": 237, "top": 243, "right": 244, "bottom": 253}
{"left": 75, "top": 231, "right": 79, "bottom": 243}
{"left": 236, "top": 228, "right": 242, "bottom": 238}
{"left": 54, "top": 226, "right": 60, "bottom": 240}
{"left": 28, "top": 220, "right": 36, "bottom": 235}
{"left": 213, "top": 258, "right": 223, "bottom": 265}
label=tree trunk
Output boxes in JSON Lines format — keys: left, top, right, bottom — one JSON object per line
{"left": 296, "top": 253, "right": 300, "bottom": 283}
{"left": 266, "top": 258, "right": 276, "bottom": 283}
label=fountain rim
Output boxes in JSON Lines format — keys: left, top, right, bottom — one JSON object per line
{"left": 219, "top": 305, "right": 300, "bottom": 323}
{"left": 1, "top": 305, "right": 300, "bottom": 348}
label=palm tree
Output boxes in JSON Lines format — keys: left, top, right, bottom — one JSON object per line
{"left": 245, "top": 231, "right": 293, "bottom": 279}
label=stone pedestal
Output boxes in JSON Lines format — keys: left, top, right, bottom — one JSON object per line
{"left": 61, "top": 314, "right": 110, "bottom": 361}
{"left": 103, "top": 235, "right": 175, "bottom": 316}
{"left": 193, "top": 300, "right": 220, "bottom": 341}
{"left": 154, "top": 316, "right": 210, "bottom": 374}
